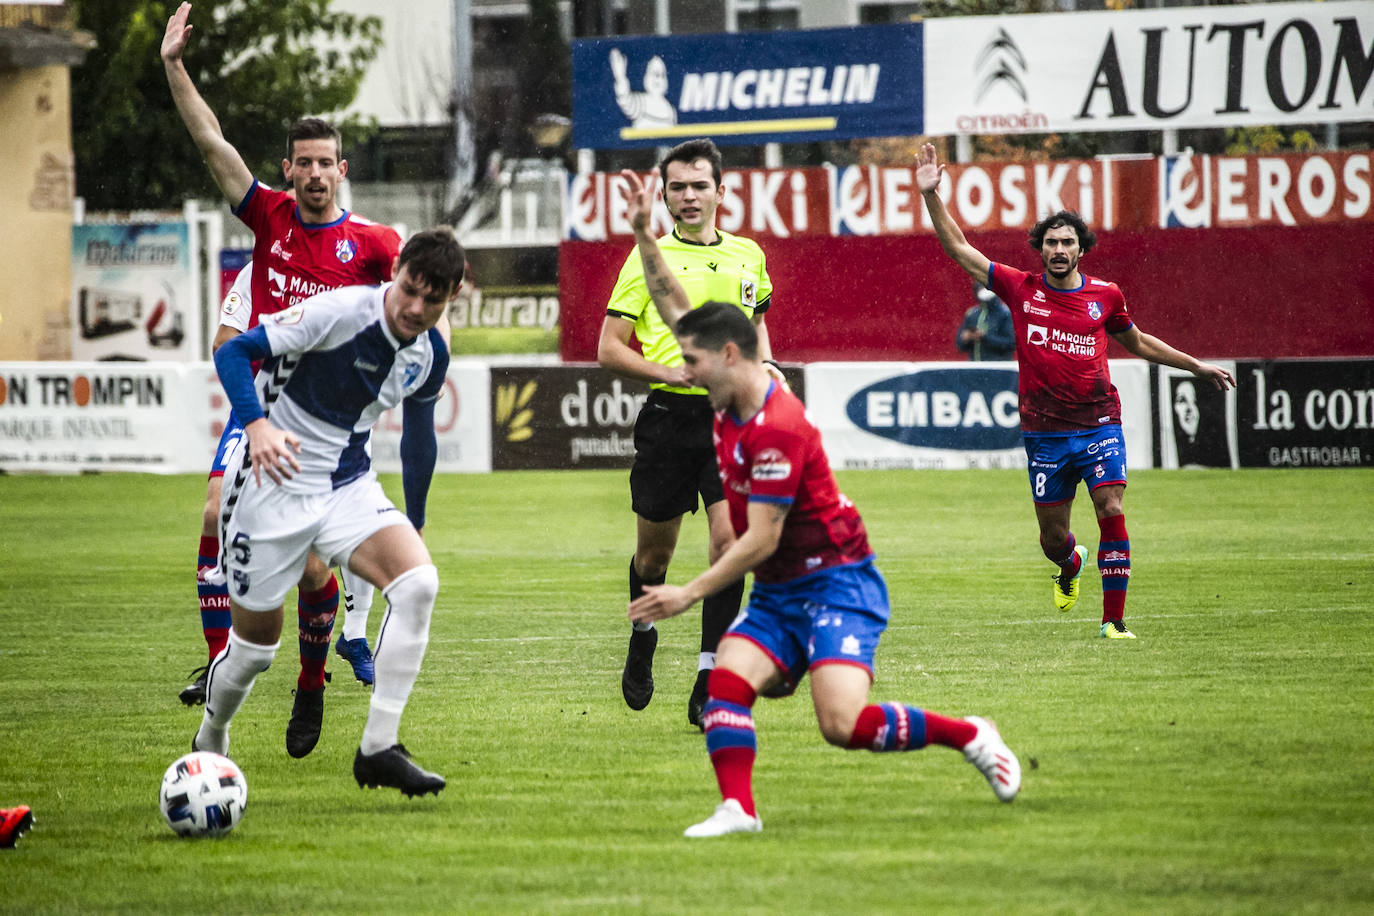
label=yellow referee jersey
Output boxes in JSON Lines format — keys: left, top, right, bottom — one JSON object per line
{"left": 606, "top": 228, "right": 773, "bottom": 394}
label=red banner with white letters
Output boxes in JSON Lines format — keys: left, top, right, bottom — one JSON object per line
{"left": 560, "top": 152, "right": 1374, "bottom": 363}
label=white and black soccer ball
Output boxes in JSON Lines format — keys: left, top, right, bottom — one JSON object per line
{"left": 159, "top": 751, "right": 248, "bottom": 838}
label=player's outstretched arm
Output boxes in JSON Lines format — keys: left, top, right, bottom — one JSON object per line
{"left": 161, "top": 2, "right": 253, "bottom": 207}
{"left": 621, "top": 169, "right": 693, "bottom": 329}
{"left": 628, "top": 502, "right": 787, "bottom": 623}
{"left": 917, "top": 143, "right": 992, "bottom": 285}
{"left": 1111, "top": 326, "right": 1237, "bottom": 390}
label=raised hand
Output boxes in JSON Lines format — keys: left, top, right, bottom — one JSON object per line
{"left": 916, "top": 142, "right": 945, "bottom": 194}
{"left": 620, "top": 169, "right": 654, "bottom": 234}
{"left": 161, "top": 2, "right": 194, "bottom": 63}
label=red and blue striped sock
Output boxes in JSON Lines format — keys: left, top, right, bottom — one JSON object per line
{"left": 197, "top": 535, "right": 230, "bottom": 661}
{"left": 845, "top": 704, "right": 979, "bottom": 751}
{"left": 1098, "top": 513, "right": 1131, "bottom": 624}
{"left": 296, "top": 577, "right": 339, "bottom": 690}
{"left": 702, "top": 668, "right": 758, "bottom": 817}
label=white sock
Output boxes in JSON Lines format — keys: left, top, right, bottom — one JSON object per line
{"left": 196, "top": 630, "right": 279, "bottom": 754}
{"left": 361, "top": 565, "right": 438, "bottom": 755}
{"left": 340, "top": 566, "right": 374, "bottom": 641}
{"left": 698, "top": 651, "right": 716, "bottom": 672}
{"left": 633, "top": 621, "right": 655, "bottom": 633}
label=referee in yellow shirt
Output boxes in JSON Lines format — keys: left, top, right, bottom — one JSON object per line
{"left": 597, "top": 138, "right": 782, "bottom": 730}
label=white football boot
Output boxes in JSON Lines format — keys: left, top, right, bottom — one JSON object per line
{"left": 963, "top": 716, "right": 1021, "bottom": 803}
{"left": 683, "top": 799, "right": 763, "bottom": 838}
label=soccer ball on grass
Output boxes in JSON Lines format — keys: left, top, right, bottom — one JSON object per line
{"left": 159, "top": 751, "right": 247, "bottom": 838}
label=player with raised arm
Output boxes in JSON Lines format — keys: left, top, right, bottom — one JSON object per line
{"left": 620, "top": 172, "right": 1020, "bottom": 836}
{"left": 916, "top": 143, "right": 1235, "bottom": 639}
{"left": 599, "top": 138, "right": 783, "bottom": 729}
{"left": 197, "top": 227, "right": 463, "bottom": 796}
{"left": 163, "top": 2, "right": 399, "bottom": 745}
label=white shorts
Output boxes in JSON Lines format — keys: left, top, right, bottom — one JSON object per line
{"left": 221, "top": 469, "right": 409, "bottom": 611}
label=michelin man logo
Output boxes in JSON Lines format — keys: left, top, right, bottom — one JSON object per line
{"left": 609, "top": 48, "right": 677, "bottom": 129}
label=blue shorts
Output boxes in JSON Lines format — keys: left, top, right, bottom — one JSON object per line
{"left": 1023, "top": 424, "right": 1127, "bottom": 505}
{"left": 726, "top": 557, "right": 890, "bottom": 694}
{"left": 208, "top": 410, "right": 244, "bottom": 479}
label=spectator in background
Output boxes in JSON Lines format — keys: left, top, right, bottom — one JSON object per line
{"left": 956, "top": 282, "right": 1015, "bottom": 362}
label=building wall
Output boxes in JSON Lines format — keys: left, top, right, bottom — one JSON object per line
{"left": 333, "top": 0, "right": 455, "bottom": 128}
{"left": 0, "top": 65, "right": 74, "bottom": 360}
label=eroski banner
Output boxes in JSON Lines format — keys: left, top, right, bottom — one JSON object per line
{"left": 571, "top": 24, "right": 923, "bottom": 149}
{"left": 925, "top": 1, "right": 1374, "bottom": 134}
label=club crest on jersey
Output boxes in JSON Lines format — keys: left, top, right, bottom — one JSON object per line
{"left": 751, "top": 448, "right": 791, "bottom": 482}
{"left": 336, "top": 239, "right": 357, "bottom": 264}
{"left": 272, "top": 305, "right": 305, "bottom": 326}
{"left": 740, "top": 279, "right": 757, "bottom": 308}
{"left": 1087, "top": 301, "right": 1102, "bottom": 320}
{"left": 403, "top": 364, "right": 422, "bottom": 388}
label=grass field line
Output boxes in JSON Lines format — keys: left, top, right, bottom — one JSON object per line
{"left": 457, "top": 605, "right": 1305, "bottom": 644}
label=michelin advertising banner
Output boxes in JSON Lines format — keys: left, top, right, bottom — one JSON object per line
{"left": 71, "top": 223, "right": 201, "bottom": 362}
{"left": 924, "top": 1, "right": 1374, "bottom": 135}
{"left": 571, "top": 24, "right": 923, "bottom": 149}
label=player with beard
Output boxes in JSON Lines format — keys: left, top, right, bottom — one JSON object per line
{"left": 916, "top": 143, "right": 1234, "bottom": 639}
{"left": 163, "top": 2, "right": 402, "bottom": 751}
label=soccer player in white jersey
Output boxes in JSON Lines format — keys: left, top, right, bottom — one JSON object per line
{"left": 216, "top": 262, "right": 379, "bottom": 676}
{"left": 196, "top": 229, "right": 463, "bottom": 795}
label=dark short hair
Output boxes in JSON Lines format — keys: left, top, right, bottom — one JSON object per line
{"left": 286, "top": 118, "right": 343, "bottom": 162}
{"left": 398, "top": 227, "right": 466, "bottom": 294}
{"left": 1029, "top": 209, "right": 1097, "bottom": 254}
{"left": 658, "top": 138, "right": 723, "bottom": 187}
{"left": 675, "top": 301, "right": 757, "bottom": 359}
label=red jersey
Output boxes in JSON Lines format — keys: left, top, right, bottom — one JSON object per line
{"left": 715, "top": 382, "right": 871, "bottom": 584}
{"left": 233, "top": 181, "right": 401, "bottom": 329}
{"left": 988, "top": 263, "right": 1134, "bottom": 433}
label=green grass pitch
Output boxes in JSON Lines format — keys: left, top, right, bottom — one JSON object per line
{"left": 1, "top": 468, "right": 1371, "bottom": 913}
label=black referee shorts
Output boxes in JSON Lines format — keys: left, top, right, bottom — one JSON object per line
{"left": 629, "top": 389, "right": 724, "bottom": 523}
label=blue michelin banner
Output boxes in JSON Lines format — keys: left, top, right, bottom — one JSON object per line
{"left": 571, "top": 24, "right": 924, "bottom": 150}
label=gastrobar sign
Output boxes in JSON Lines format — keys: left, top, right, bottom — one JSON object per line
{"left": 571, "top": 24, "right": 923, "bottom": 150}
{"left": 924, "top": 1, "right": 1374, "bottom": 134}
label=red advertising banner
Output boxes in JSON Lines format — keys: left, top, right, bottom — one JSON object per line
{"left": 560, "top": 152, "right": 1374, "bottom": 364}
{"left": 563, "top": 152, "right": 1372, "bottom": 242}
{"left": 561, "top": 223, "right": 1374, "bottom": 363}
{"left": 1159, "top": 151, "right": 1372, "bottom": 228}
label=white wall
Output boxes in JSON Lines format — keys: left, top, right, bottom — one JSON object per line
{"left": 332, "top": 0, "right": 456, "bottom": 127}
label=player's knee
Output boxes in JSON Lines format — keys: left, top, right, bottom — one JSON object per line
{"left": 200, "top": 503, "right": 219, "bottom": 534}
{"left": 635, "top": 549, "right": 673, "bottom": 580}
{"left": 299, "top": 555, "right": 333, "bottom": 591}
{"left": 384, "top": 563, "right": 439, "bottom": 614}
{"left": 201, "top": 494, "right": 221, "bottom": 534}
{"left": 707, "top": 532, "right": 734, "bottom": 563}
{"left": 816, "top": 707, "right": 860, "bottom": 747}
